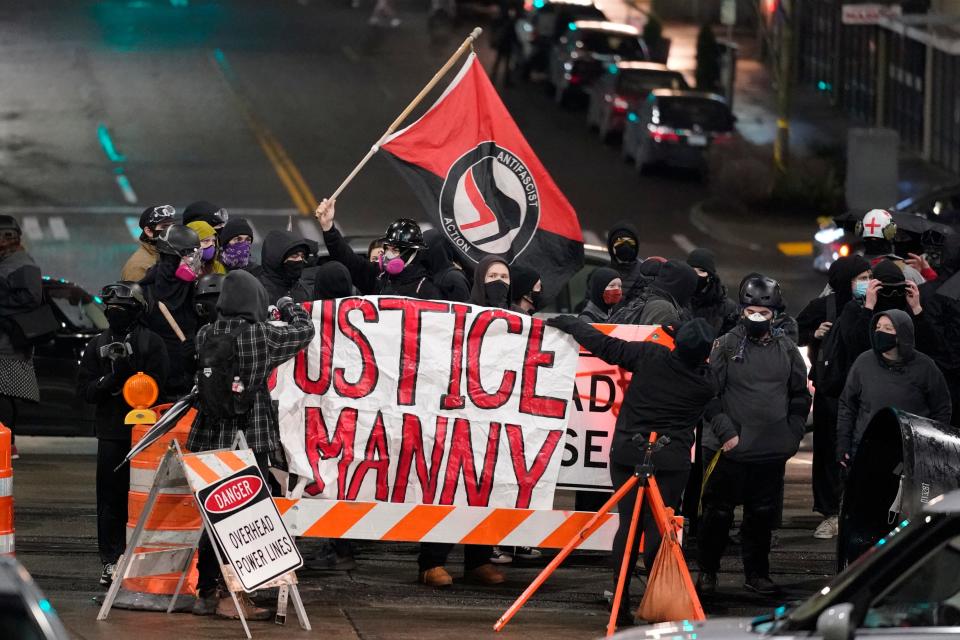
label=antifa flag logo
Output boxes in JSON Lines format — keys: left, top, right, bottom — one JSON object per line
{"left": 440, "top": 142, "right": 540, "bottom": 261}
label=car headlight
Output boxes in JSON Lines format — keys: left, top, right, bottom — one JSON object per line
{"left": 815, "top": 227, "right": 845, "bottom": 244}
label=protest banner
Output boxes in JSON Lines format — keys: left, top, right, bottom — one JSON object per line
{"left": 557, "top": 324, "right": 673, "bottom": 492}
{"left": 273, "top": 297, "right": 579, "bottom": 511}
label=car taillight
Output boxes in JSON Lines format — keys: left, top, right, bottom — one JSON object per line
{"left": 612, "top": 96, "right": 629, "bottom": 113}
{"left": 648, "top": 125, "right": 679, "bottom": 143}
{"left": 713, "top": 132, "right": 735, "bottom": 144}
{"left": 839, "top": 243, "right": 850, "bottom": 257}
{"left": 569, "top": 73, "right": 583, "bottom": 84}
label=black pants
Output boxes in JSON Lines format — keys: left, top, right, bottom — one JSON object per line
{"left": 97, "top": 438, "right": 131, "bottom": 565}
{"left": 197, "top": 451, "right": 272, "bottom": 593}
{"left": 698, "top": 456, "right": 785, "bottom": 579}
{"left": 0, "top": 396, "right": 17, "bottom": 445}
{"left": 418, "top": 543, "right": 492, "bottom": 573}
{"left": 812, "top": 392, "right": 842, "bottom": 517}
{"left": 609, "top": 461, "right": 688, "bottom": 612}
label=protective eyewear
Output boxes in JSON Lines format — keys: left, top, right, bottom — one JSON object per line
{"left": 878, "top": 283, "right": 906, "bottom": 297}
{"left": 151, "top": 204, "right": 176, "bottom": 220}
{"left": 101, "top": 283, "right": 138, "bottom": 300}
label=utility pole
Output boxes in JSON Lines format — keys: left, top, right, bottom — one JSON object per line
{"left": 773, "top": 0, "right": 793, "bottom": 173}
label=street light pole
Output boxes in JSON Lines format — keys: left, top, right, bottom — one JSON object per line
{"left": 773, "top": 0, "right": 792, "bottom": 173}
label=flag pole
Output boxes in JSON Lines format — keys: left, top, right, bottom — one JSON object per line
{"left": 326, "top": 27, "right": 483, "bottom": 203}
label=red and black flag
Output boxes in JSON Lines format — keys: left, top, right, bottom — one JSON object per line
{"left": 380, "top": 53, "right": 583, "bottom": 299}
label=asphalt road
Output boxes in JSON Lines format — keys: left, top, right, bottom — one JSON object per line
{"left": 0, "top": 0, "right": 823, "bottom": 307}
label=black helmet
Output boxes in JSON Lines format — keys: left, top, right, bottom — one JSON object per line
{"left": 100, "top": 281, "right": 147, "bottom": 311}
{"left": 156, "top": 224, "right": 201, "bottom": 257}
{"left": 195, "top": 273, "right": 225, "bottom": 298}
{"left": 739, "top": 274, "right": 784, "bottom": 310}
{"left": 0, "top": 215, "right": 21, "bottom": 235}
{"left": 382, "top": 219, "right": 427, "bottom": 250}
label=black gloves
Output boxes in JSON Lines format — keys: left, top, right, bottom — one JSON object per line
{"left": 544, "top": 315, "right": 581, "bottom": 333}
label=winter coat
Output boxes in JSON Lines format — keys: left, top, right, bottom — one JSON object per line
{"left": 422, "top": 229, "right": 471, "bottom": 303}
{"left": 121, "top": 242, "right": 159, "bottom": 283}
{"left": 837, "top": 309, "right": 952, "bottom": 460}
{"left": 689, "top": 280, "right": 738, "bottom": 335}
{"left": 578, "top": 267, "right": 620, "bottom": 324}
{"left": 706, "top": 323, "right": 812, "bottom": 463}
{"left": 0, "top": 249, "right": 43, "bottom": 359}
{"left": 549, "top": 315, "right": 717, "bottom": 470}
{"left": 259, "top": 230, "right": 312, "bottom": 303}
{"left": 321, "top": 227, "right": 441, "bottom": 300}
{"left": 637, "top": 261, "right": 698, "bottom": 326}
{"left": 78, "top": 325, "right": 169, "bottom": 440}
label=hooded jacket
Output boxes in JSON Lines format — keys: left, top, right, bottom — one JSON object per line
{"left": 140, "top": 254, "right": 199, "bottom": 397}
{"left": 188, "top": 271, "right": 316, "bottom": 454}
{"left": 121, "top": 241, "right": 159, "bottom": 283}
{"left": 422, "top": 229, "right": 470, "bottom": 303}
{"left": 547, "top": 315, "right": 718, "bottom": 469}
{"left": 470, "top": 256, "right": 512, "bottom": 308}
{"left": 638, "top": 260, "right": 697, "bottom": 326}
{"left": 607, "top": 223, "right": 644, "bottom": 292}
{"left": 706, "top": 323, "right": 812, "bottom": 463}
{"left": 259, "top": 230, "right": 312, "bottom": 303}
{"left": 837, "top": 310, "right": 952, "bottom": 460}
{"left": 579, "top": 267, "right": 620, "bottom": 323}
{"left": 312, "top": 261, "right": 354, "bottom": 300}
{"left": 687, "top": 249, "right": 738, "bottom": 334}
{"left": 321, "top": 226, "right": 440, "bottom": 300}
{"left": 921, "top": 234, "right": 960, "bottom": 385}
{"left": 509, "top": 265, "right": 540, "bottom": 308}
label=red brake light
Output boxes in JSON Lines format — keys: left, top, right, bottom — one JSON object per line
{"left": 839, "top": 244, "right": 851, "bottom": 257}
{"left": 612, "top": 96, "right": 629, "bottom": 113}
{"left": 648, "top": 125, "right": 679, "bottom": 143}
{"left": 569, "top": 73, "right": 583, "bottom": 85}
{"left": 713, "top": 132, "right": 735, "bottom": 144}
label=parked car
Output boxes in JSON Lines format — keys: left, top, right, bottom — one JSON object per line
{"left": 618, "top": 489, "right": 960, "bottom": 640}
{"left": 514, "top": 0, "right": 607, "bottom": 78}
{"left": 0, "top": 556, "right": 72, "bottom": 640}
{"left": 621, "top": 89, "right": 735, "bottom": 174}
{"left": 548, "top": 21, "right": 649, "bottom": 106}
{"left": 586, "top": 62, "right": 689, "bottom": 142}
{"left": 17, "top": 277, "right": 107, "bottom": 437}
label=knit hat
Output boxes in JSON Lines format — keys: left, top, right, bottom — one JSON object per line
{"left": 652, "top": 260, "right": 699, "bottom": 307}
{"left": 220, "top": 218, "right": 254, "bottom": 245}
{"left": 674, "top": 318, "right": 717, "bottom": 367}
{"left": 872, "top": 259, "right": 906, "bottom": 285}
{"left": 186, "top": 220, "right": 217, "bottom": 242}
{"left": 183, "top": 200, "right": 227, "bottom": 227}
{"left": 686, "top": 248, "right": 717, "bottom": 275}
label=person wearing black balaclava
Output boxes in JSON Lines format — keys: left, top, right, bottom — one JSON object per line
{"left": 315, "top": 199, "right": 441, "bottom": 300}
{"left": 139, "top": 224, "right": 202, "bottom": 398}
{"left": 471, "top": 256, "right": 511, "bottom": 308}
{"left": 258, "top": 230, "right": 312, "bottom": 303}
{"left": 422, "top": 228, "right": 471, "bottom": 303}
{"left": 686, "top": 248, "right": 737, "bottom": 334}
{"left": 579, "top": 267, "right": 622, "bottom": 323}
{"left": 510, "top": 265, "right": 542, "bottom": 315}
{"left": 922, "top": 234, "right": 960, "bottom": 420}
{"left": 312, "top": 261, "right": 354, "bottom": 300}
{"left": 795, "top": 255, "right": 870, "bottom": 541}
{"left": 837, "top": 310, "right": 951, "bottom": 467}
{"left": 546, "top": 314, "right": 718, "bottom": 628}
{"left": 78, "top": 281, "right": 168, "bottom": 588}
{"left": 698, "top": 274, "right": 811, "bottom": 597}
{"left": 606, "top": 223, "right": 644, "bottom": 292}
{"left": 636, "top": 260, "right": 697, "bottom": 325}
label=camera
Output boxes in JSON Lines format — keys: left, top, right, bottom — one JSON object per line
{"left": 99, "top": 341, "right": 132, "bottom": 362}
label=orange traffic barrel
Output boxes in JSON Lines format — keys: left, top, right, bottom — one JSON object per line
{"left": 0, "top": 423, "right": 12, "bottom": 555}
{"left": 115, "top": 405, "right": 201, "bottom": 611}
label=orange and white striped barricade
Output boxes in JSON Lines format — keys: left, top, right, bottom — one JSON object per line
{"left": 0, "top": 423, "right": 12, "bottom": 555}
{"left": 98, "top": 439, "right": 309, "bottom": 640}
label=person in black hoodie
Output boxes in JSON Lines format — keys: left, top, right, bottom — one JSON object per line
{"left": 920, "top": 234, "right": 960, "bottom": 420}
{"left": 422, "top": 228, "right": 471, "bottom": 302}
{"left": 686, "top": 248, "right": 737, "bottom": 334}
{"left": 579, "top": 267, "right": 622, "bottom": 323}
{"left": 509, "top": 265, "right": 542, "bottom": 315}
{"left": 315, "top": 199, "right": 440, "bottom": 299}
{"left": 313, "top": 261, "right": 354, "bottom": 300}
{"left": 78, "top": 281, "right": 169, "bottom": 587}
{"left": 258, "top": 230, "right": 312, "bottom": 302}
{"left": 611, "top": 260, "right": 698, "bottom": 326}
{"left": 139, "top": 224, "right": 202, "bottom": 398}
{"left": 795, "top": 255, "right": 870, "bottom": 539}
{"left": 470, "top": 256, "right": 511, "bottom": 307}
{"left": 837, "top": 309, "right": 952, "bottom": 465}
{"left": 607, "top": 223, "right": 644, "bottom": 291}
{"left": 547, "top": 315, "right": 718, "bottom": 626}
{"left": 219, "top": 218, "right": 256, "bottom": 273}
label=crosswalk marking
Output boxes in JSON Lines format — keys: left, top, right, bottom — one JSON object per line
{"left": 48, "top": 217, "right": 70, "bottom": 241}
{"left": 21, "top": 217, "right": 44, "bottom": 241}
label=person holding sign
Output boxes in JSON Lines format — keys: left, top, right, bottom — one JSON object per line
{"left": 545, "top": 315, "right": 718, "bottom": 627}
{"left": 188, "top": 270, "right": 315, "bottom": 619}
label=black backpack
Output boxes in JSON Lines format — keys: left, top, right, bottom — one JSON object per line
{"left": 814, "top": 296, "right": 847, "bottom": 396}
{"left": 197, "top": 326, "right": 256, "bottom": 419}
{"left": 607, "top": 290, "right": 651, "bottom": 325}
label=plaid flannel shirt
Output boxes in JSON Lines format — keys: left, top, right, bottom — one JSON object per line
{"left": 187, "top": 302, "right": 314, "bottom": 454}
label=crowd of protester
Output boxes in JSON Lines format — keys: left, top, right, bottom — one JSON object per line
{"left": 0, "top": 199, "right": 957, "bottom": 624}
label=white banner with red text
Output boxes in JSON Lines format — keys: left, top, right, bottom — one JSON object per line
{"left": 272, "top": 297, "right": 579, "bottom": 511}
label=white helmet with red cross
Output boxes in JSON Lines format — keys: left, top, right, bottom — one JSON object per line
{"left": 856, "top": 209, "right": 897, "bottom": 241}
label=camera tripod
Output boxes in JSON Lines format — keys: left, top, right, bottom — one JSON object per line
{"left": 494, "top": 433, "right": 704, "bottom": 636}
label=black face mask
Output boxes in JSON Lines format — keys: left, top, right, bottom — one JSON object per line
{"left": 104, "top": 305, "right": 139, "bottom": 332}
{"left": 695, "top": 274, "right": 711, "bottom": 294}
{"left": 613, "top": 242, "right": 638, "bottom": 264}
{"left": 282, "top": 261, "right": 305, "bottom": 282}
{"left": 526, "top": 290, "right": 543, "bottom": 311}
{"left": 484, "top": 280, "right": 510, "bottom": 308}
{"left": 875, "top": 285, "right": 906, "bottom": 312}
{"left": 742, "top": 314, "right": 771, "bottom": 339}
{"left": 195, "top": 298, "right": 218, "bottom": 323}
{"left": 873, "top": 331, "right": 898, "bottom": 355}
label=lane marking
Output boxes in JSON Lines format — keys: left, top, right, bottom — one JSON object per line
{"left": 48, "top": 217, "right": 70, "bottom": 241}
{"left": 22, "top": 217, "right": 43, "bottom": 241}
{"left": 777, "top": 241, "right": 814, "bottom": 257}
{"left": 97, "top": 123, "right": 138, "bottom": 204}
{"left": 97, "top": 124, "right": 126, "bottom": 162}
{"left": 672, "top": 233, "right": 697, "bottom": 254}
{"left": 115, "top": 174, "right": 138, "bottom": 204}
{"left": 125, "top": 216, "right": 142, "bottom": 241}
{"left": 211, "top": 48, "right": 318, "bottom": 216}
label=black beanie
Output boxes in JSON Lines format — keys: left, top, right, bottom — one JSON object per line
{"left": 510, "top": 266, "right": 541, "bottom": 303}
{"left": 686, "top": 248, "right": 717, "bottom": 275}
{"left": 872, "top": 259, "right": 906, "bottom": 285}
{"left": 653, "top": 260, "right": 699, "bottom": 307}
{"left": 674, "top": 318, "right": 717, "bottom": 367}
{"left": 183, "top": 200, "right": 225, "bottom": 227}
{"left": 220, "top": 218, "right": 254, "bottom": 245}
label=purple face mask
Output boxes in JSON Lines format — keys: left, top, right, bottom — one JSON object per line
{"left": 221, "top": 241, "right": 251, "bottom": 269}
{"left": 201, "top": 245, "right": 217, "bottom": 262}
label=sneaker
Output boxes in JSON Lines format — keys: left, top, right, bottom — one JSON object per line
{"left": 216, "top": 592, "right": 272, "bottom": 621}
{"left": 99, "top": 563, "right": 115, "bottom": 587}
{"left": 192, "top": 588, "right": 220, "bottom": 616}
{"left": 514, "top": 546, "right": 542, "bottom": 561}
{"left": 813, "top": 515, "right": 839, "bottom": 539}
{"left": 10, "top": 445, "right": 18, "bottom": 461}
{"left": 490, "top": 546, "right": 513, "bottom": 564}
{"left": 744, "top": 576, "right": 780, "bottom": 596}
{"left": 696, "top": 571, "right": 717, "bottom": 595}
{"left": 419, "top": 566, "right": 453, "bottom": 587}
{"left": 467, "top": 563, "right": 506, "bottom": 586}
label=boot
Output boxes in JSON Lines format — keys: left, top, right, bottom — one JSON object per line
{"left": 466, "top": 563, "right": 505, "bottom": 586}
{"left": 419, "top": 566, "right": 453, "bottom": 587}
{"left": 216, "top": 592, "right": 272, "bottom": 621}
{"left": 192, "top": 587, "right": 220, "bottom": 616}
